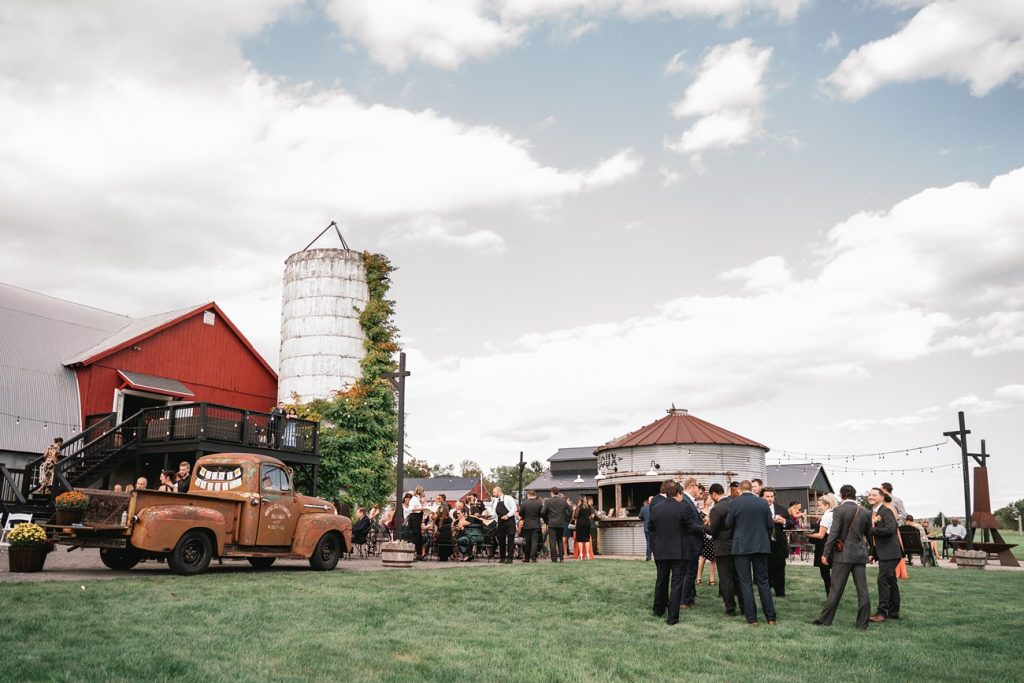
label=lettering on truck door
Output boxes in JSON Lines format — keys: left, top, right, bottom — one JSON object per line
{"left": 257, "top": 464, "right": 299, "bottom": 546}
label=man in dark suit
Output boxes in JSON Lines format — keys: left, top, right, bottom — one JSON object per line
{"left": 648, "top": 481, "right": 687, "bottom": 625}
{"left": 519, "top": 489, "right": 544, "bottom": 563}
{"left": 708, "top": 483, "right": 741, "bottom": 616}
{"left": 815, "top": 484, "right": 872, "bottom": 629}
{"left": 762, "top": 487, "right": 794, "bottom": 597}
{"left": 540, "top": 487, "right": 568, "bottom": 563}
{"left": 725, "top": 480, "right": 778, "bottom": 625}
{"left": 646, "top": 479, "right": 676, "bottom": 557}
{"left": 678, "top": 478, "right": 709, "bottom": 609}
{"left": 869, "top": 487, "right": 901, "bottom": 622}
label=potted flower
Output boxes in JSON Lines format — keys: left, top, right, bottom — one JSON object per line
{"left": 54, "top": 490, "right": 89, "bottom": 525}
{"left": 6, "top": 522, "right": 51, "bottom": 573}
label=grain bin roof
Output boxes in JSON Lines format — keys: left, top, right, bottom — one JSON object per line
{"left": 595, "top": 407, "right": 768, "bottom": 454}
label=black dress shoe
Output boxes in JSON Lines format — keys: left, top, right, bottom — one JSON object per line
{"left": 652, "top": 610, "right": 665, "bottom": 618}
{"left": 666, "top": 619, "right": 679, "bottom": 626}
{"left": 811, "top": 620, "right": 827, "bottom": 626}
{"left": 724, "top": 610, "right": 737, "bottom": 617}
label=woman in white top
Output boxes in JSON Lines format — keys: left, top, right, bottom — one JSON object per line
{"left": 806, "top": 493, "right": 838, "bottom": 597}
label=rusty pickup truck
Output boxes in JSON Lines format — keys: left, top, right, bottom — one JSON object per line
{"left": 51, "top": 453, "right": 352, "bottom": 575}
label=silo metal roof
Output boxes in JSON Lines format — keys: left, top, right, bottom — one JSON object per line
{"left": 595, "top": 407, "right": 768, "bottom": 454}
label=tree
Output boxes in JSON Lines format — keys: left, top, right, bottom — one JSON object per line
{"left": 430, "top": 463, "right": 455, "bottom": 478}
{"left": 459, "top": 460, "right": 482, "bottom": 479}
{"left": 402, "top": 457, "right": 431, "bottom": 479}
{"left": 488, "top": 460, "right": 545, "bottom": 496}
{"left": 994, "top": 499, "right": 1024, "bottom": 530}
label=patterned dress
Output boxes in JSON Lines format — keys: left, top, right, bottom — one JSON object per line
{"left": 699, "top": 509, "right": 715, "bottom": 561}
{"left": 38, "top": 445, "right": 60, "bottom": 494}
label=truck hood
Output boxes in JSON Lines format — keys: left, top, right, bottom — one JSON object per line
{"left": 296, "top": 494, "right": 335, "bottom": 513}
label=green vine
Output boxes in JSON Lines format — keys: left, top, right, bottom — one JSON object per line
{"left": 295, "top": 252, "right": 398, "bottom": 509}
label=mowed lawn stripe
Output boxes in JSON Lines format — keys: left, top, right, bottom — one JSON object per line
{"left": 1, "top": 561, "right": 1020, "bottom": 682}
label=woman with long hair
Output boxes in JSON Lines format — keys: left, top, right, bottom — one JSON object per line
{"left": 696, "top": 484, "right": 716, "bottom": 586}
{"left": 573, "top": 496, "right": 595, "bottom": 560}
{"left": 435, "top": 506, "right": 453, "bottom": 562}
{"left": 806, "top": 493, "right": 837, "bottom": 597}
{"left": 158, "top": 470, "right": 176, "bottom": 492}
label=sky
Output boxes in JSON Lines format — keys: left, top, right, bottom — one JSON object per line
{"left": 1, "top": 0, "right": 1022, "bottom": 517}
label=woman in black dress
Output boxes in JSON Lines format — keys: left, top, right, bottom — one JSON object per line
{"left": 696, "top": 484, "right": 716, "bottom": 585}
{"left": 573, "top": 496, "right": 595, "bottom": 560}
{"left": 435, "top": 506, "right": 454, "bottom": 562}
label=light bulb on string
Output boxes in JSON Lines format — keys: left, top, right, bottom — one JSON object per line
{"left": 15, "top": 416, "right": 19, "bottom": 425}
{"left": 43, "top": 422, "right": 47, "bottom": 430}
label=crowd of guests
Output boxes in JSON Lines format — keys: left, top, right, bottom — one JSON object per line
{"left": 645, "top": 476, "right": 924, "bottom": 629}
{"left": 351, "top": 485, "right": 601, "bottom": 564}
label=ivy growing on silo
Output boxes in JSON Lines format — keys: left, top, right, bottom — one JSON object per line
{"left": 295, "top": 252, "right": 399, "bottom": 509}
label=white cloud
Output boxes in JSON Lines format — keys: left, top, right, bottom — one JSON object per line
{"left": 827, "top": 0, "right": 1024, "bottom": 99}
{"left": 664, "top": 50, "right": 688, "bottom": 76}
{"left": 820, "top": 30, "right": 841, "bottom": 53}
{"left": 323, "top": 0, "right": 808, "bottom": 71}
{"left": 948, "top": 394, "right": 1008, "bottom": 414}
{"left": 665, "top": 39, "right": 773, "bottom": 166}
{"left": 994, "top": 384, "right": 1024, "bottom": 401}
{"left": 322, "top": 0, "right": 523, "bottom": 72}
{"left": 382, "top": 215, "right": 506, "bottom": 254}
{"left": 719, "top": 255, "right": 793, "bottom": 291}
{"left": 406, "top": 166, "right": 1024, "bottom": 464}
{"left": 0, "top": 1, "right": 642, "bottom": 360}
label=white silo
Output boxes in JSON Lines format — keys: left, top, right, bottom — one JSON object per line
{"left": 278, "top": 247, "right": 369, "bottom": 403}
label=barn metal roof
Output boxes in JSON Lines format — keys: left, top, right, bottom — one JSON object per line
{"left": 0, "top": 282, "right": 127, "bottom": 455}
{"left": 528, "top": 471, "right": 598, "bottom": 492}
{"left": 595, "top": 408, "right": 768, "bottom": 453}
{"left": 117, "top": 370, "right": 194, "bottom": 398}
{"left": 765, "top": 463, "right": 834, "bottom": 493}
{"left": 547, "top": 446, "right": 599, "bottom": 462}
{"left": 63, "top": 304, "right": 201, "bottom": 365}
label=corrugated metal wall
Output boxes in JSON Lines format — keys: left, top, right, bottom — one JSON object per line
{"left": 598, "top": 523, "right": 647, "bottom": 556}
{"left": 599, "top": 443, "right": 766, "bottom": 485}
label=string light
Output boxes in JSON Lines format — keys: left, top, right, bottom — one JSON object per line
{"left": 771, "top": 438, "right": 949, "bottom": 460}
{"left": 0, "top": 410, "right": 82, "bottom": 429}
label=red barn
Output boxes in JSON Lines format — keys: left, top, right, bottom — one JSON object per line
{"left": 0, "top": 282, "right": 320, "bottom": 519}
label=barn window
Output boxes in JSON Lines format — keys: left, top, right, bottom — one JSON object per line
{"left": 203, "top": 311, "right": 215, "bottom": 326}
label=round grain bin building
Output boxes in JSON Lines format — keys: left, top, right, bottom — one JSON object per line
{"left": 278, "top": 248, "right": 369, "bottom": 404}
{"left": 594, "top": 407, "right": 768, "bottom": 556}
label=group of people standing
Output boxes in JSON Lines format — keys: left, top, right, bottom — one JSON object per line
{"left": 390, "top": 485, "right": 599, "bottom": 564}
{"left": 647, "top": 477, "right": 910, "bottom": 629}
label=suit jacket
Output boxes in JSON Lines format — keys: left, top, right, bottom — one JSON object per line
{"left": 823, "top": 501, "right": 871, "bottom": 564}
{"left": 540, "top": 495, "right": 567, "bottom": 528}
{"left": 638, "top": 504, "right": 651, "bottom": 532}
{"left": 870, "top": 505, "right": 902, "bottom": 561}
{"left": 766, "top": 503, "right": 794, "bottom": 548}
{"left": 679, "top": 494, "right": 706, "bottom": 560}
{"left": 648, "top": 497, "right": 686, "bottom": 561}
{"left": 649, "top": 494, "right": 668, "bottom": 511}
{"left": 725, "top": 492, "right": 772, "bottom": 556}
{"left": 708, "top": 496, "right": 735, "bottom": 557}
{"left": 520, "top": 497, "right": 543, "bottom": 529}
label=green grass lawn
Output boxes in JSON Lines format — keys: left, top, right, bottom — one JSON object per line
{"left": 1, "top": 561, "right": 1021, "bottom": 683}
{"left": 998, "top": 530, "right": 1024, "bottom": 559}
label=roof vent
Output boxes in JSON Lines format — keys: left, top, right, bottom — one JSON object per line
{"left": 667, "top": 404, "right": 688, "bottom": 416}
{"left": 203, "top": 311, "right": 215, "bottom": 326}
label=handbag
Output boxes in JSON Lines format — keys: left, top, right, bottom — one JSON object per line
{"left": 834, "top": 505, "right": 860, "bottom": 553}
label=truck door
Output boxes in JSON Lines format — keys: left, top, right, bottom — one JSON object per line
{"left": 256, "top": 464, "right": 299, "bottom": 546}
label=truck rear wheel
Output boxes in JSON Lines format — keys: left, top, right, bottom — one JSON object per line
{"left": 171, "top": 530, "right": 213, "bottom": 575}
{"left": 100, "top": 547, "right": 141, "bottom": 571}
{"left": 248, "top": 557, "right": 276, "bottom": 569}
{"left": 309, "top": 533, "right": 341, "bottom": 571}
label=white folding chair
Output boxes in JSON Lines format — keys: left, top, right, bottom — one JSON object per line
{"left": 1, "top": 513, "right": 33, "bottom": 550}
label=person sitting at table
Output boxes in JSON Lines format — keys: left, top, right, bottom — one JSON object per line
{"left": 945, "top": 518, "right": 967, "bottom": 541}
{"left": 905, "top": 515, "right": 935, "bottom": 565}
{"left": 457, "top": 502, "right": 487, "bottom": 561}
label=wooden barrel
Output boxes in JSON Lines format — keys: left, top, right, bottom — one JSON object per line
{"left": 381, "top": 541, "right": 415, "bottom": 568}
{"left": 954, "top": 549, "right": 987, "bottom": 569}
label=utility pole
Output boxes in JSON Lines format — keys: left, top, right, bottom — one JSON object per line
{"left": 517, "top": 451, "right": 526, "bottom": 507}
{"left": 942, "top": 411, "right": 990, "bottom": 551}
{"left": 383, "top": 352, "right": 410, "bottom": 531}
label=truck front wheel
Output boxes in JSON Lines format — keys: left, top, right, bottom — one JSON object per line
{"left": 309, "top": 533, "right": 341, "bottom": 571}
{"left": 171, "top": 530, "right": 213, "bottom": 575}
{"left": 100, "top": 547, "right": 141, "bottom": 571}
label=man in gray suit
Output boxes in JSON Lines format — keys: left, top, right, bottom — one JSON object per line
{"left": 540, "top": 487, "right": 568, "bottom": 563}
{"left": 814, "top": 484, "right": 872, "bottom": 629}
{"left": 869, "top": 487, "right": 902, "bottom": 622}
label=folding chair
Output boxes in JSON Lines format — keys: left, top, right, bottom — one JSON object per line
{"left": 1, "top": 513, "right": 33, "bottom": 551}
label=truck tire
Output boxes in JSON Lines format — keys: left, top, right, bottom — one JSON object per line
{"left": 309, "top": 532, "right": 341, "bottom": 571}
{"left": 171, "top": 530, "right": 213, "bottom": 575}
{"left": 100, "top": 547, "right": 141, "bottom": 571}
{"left": 248, "top": 557, "right": 276, "bottom": 569}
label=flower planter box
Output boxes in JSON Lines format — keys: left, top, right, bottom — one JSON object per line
{"left": 55, "top": 508, "right": 85, "bottom": 526}
{"left": 8, "top": 546, "right": 47, "bottom": 573}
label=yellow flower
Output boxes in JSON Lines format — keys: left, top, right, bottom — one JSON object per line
{"left": 8, "top": 522, "right": 48, "bottom": 546}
